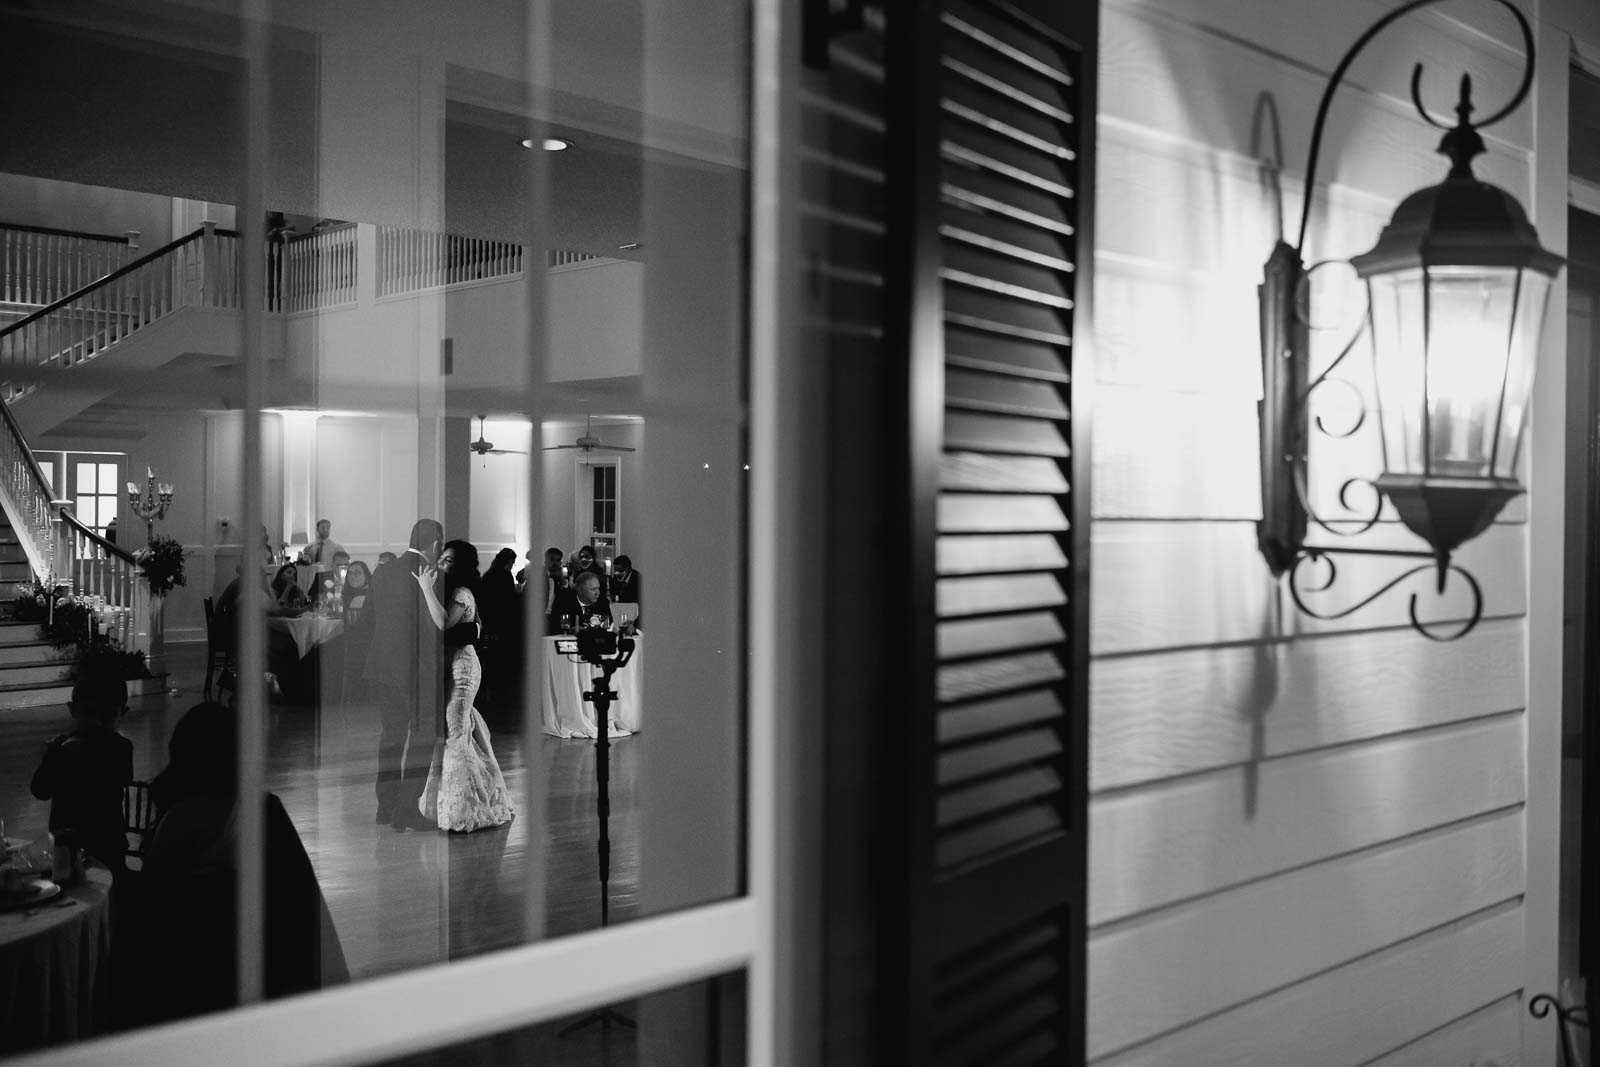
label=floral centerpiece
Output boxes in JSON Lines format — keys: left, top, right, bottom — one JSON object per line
{"left": 136, "top": 534, "right": 187, "bottom": 598}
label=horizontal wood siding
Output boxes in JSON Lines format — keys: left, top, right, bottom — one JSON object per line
{"left": 1088, "top": 0, "right": 1534, "bottom": 1063}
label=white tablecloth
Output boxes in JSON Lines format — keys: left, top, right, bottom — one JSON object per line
{"left": 269, "top": 614, "right": 346, "bottom": 659}
{"left": 542, "top": 635, "right": 644, "bottom": 738}
{"left": 0, "top": 864, "right": 113, "bottom": 1053}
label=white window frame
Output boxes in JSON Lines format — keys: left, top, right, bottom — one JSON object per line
{"left": 574, "top": 454, "right": 621, "bottom": 550}
{"left": 16, "top": 1, "right": 790, "bottom": 1064}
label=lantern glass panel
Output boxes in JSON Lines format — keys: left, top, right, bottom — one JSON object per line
{"left": 1423, "top": 266, "right": 1519, "bottom": 478}
{"left": 1367, "top": 268, "right": 1428, "bottom": 476}
{"left": 1493, "top": 268, "right": 1551, "bottom": 479}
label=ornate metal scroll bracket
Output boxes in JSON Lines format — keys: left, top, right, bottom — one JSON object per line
{"left": 1528, "top": 993, "right": 1591, "bottom": 1067}
{"left": 1287, "top": 546, "right": 1484, "bottom": 641}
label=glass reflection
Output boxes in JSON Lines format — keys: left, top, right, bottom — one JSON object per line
{"left": 0, "top": 0, "right": 748, "bottom": 1052}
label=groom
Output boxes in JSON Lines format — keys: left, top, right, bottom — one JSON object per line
{"left": 365, "top": 518, "right": 445, "bottom": 830}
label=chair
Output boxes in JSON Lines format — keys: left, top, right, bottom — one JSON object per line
{"left": 203, "top": 596, "right": 238, "bottom": 704}
{"left": 124, "top": 780, "right": 159, "bottom": 869}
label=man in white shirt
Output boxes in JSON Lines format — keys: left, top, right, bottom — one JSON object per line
{"left": 299, "top": 519, "right": 346, "bottom": 571}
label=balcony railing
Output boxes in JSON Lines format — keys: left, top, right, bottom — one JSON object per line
{"left": 276, "top": 224, "right": 358, "bottom": 312}
{"left": 377, "top": 226, "right": 525, "bottom": 296}
{"left": 1, "top": 222, "right": 138, "bottom": 308}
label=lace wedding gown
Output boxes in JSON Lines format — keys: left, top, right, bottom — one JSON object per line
{"left": 419, "top": 587, "right": 514, "bottom": 832}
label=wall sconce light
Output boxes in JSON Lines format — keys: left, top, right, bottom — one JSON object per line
{"left": 1257, "top": 0, "right": 1561, "bottom": 640}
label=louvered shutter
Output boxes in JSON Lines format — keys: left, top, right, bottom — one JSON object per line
{"left": 802, "top": 0, "right": 1092, "bottom": 1061}
{"left": 890, "top": 1, "right": 1093, "bottom": 1063}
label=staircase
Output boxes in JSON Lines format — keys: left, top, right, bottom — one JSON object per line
{"left": 0, "top": 513, "right": 74, "bottom": 710}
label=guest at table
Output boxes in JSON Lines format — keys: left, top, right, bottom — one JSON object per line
{"left": 29, "top": 675, "right": 133, "bottom": 877}
{"left": 297, "top": 518, "right": 346, "bottom": 573}
{"left": 573, "top": 545, "right": 607, "bottom": 591}
{"left": 120, "top": 701, "right": 348, "bottom": 1026}
{"left": 551, "top": 570, "right": 611, "bottom": 633}
{"left": 269, "top": 562, "right": 310, "bottom": 617}
{"left": 609, "top": 554, "right": 640, "bottom": 626}
{"left": 341, "top": 559, "right": 373, "bottom": 619}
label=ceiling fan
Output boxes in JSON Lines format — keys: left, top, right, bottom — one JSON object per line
{"left": 543, "top": 414, "right": 636, "bottom": 453}
{"left": 469, "top": 415, "right": 527, "bottom": 456}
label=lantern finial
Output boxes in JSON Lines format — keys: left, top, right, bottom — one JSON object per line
{"left": 1438, "top": 72, "right": 1485, "bottom": 178}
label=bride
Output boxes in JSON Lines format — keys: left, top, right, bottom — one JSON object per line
{"left": 413, "top": 540, "right": 514, "bottom": 832}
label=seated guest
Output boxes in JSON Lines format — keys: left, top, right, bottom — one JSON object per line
{"left": 269, "top": 562, "right": 309, "bottom": 617}
{"left": 118, "top": 702, "right": 348, "bottom": 1027}
{"left": 377, "top": 550, "right": 398, "bottom": 566}
{"left": 609, "top": 554, "right": 640, "bottom": 626}
{"left": 573, "top": 545, "right": 607, "bottom": 589}
{"left": 341, "top": 559, "right": 373, "bottom": 619}
{"left": 551, "top": 570, "right": 611, "bottom": 633}
{"left": 29, "top": 675, "right": 134, "bottom": 878}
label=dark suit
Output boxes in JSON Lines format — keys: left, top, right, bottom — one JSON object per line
{"left": 548, "top": 587, "right": 611, "bottom": 633}
{"left": 363, "top": 549, "right": 443, "bottom": 819}
{"left": 609, "top": 570, "right": 640, "bottom": 614}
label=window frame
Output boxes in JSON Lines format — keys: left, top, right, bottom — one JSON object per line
{"left": 13, "top": 1, "right": 793, "bottom": 1064}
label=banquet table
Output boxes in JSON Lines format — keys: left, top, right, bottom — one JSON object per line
{"left": 542, "top": 635, "right": 644, "bottom": 738}
{"left": 269, "top": 613, "right": 346, "bottom": 659}
{"left": 0, "top": 863, "right": 114, "bottom": 1053}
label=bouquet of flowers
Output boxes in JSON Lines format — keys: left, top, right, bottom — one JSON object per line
{"left": 136, "top": 535, "right": 187, "bottom": 598}
{"left": 14, "top": 576, "right": 55, "bottom": 622}
{"left": 46, "top": 595, "right": 93, "bottom": 649}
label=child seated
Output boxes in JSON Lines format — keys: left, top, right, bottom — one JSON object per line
{"left": 29, "top": 674, "right": 134, "bottom": 875}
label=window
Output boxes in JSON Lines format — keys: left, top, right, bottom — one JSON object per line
{"left": 74, "top": 458, "right": 120, "bottom": 538}
{"left": 592, "top": 462, "right": 617, "bottom": 538}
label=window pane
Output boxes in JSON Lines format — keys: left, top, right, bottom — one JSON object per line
{"left": 0, "top": 0, "right": 749, "bottom": 1053}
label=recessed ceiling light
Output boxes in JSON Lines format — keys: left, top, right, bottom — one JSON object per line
{"left": 521, "top": 137, "right": 572, "bottom": 151}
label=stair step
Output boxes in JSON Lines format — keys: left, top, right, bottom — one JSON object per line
{"left": 0, "top": 661, "right": 73, "bottom": 686}
{"left": 0, "top": 641, "right": 66, "bottom": 666}
{"left": 0, "top": 621, "right": 46, "bottom": 644}
{"left": 0, "top": 681, "right": 73, "bottom": 710}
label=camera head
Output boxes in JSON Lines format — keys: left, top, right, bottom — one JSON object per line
{"left": 576, "top": 623, "right": 635, "bottom": 665}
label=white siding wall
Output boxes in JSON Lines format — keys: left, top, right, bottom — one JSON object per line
{"left": 1089, "top": 2, "right": 1540, "bottom": 1063}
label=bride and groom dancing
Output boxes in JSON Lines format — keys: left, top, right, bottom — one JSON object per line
{"left": 365, "top": 520, "right": 513, "bottom": 833}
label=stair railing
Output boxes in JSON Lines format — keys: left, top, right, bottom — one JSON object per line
{"left": 0, "top": 222, "right": 239, "bottom": 402}
{"left": 0, "top": 390, "right": 143, "bottom": 652}
{"left": 1, "top": 222, "right": 139, "bottom": 308}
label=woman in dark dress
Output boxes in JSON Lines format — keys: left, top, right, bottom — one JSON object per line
{"left": 475, "top": 549, "right": 522, "bottom": 719}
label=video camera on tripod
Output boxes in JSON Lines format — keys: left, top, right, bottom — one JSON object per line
{"left": 574, "top": 622, "right": 636, "bottom": 665}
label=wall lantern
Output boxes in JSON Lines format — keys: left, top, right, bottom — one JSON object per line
{"left": 1257, "top": 0, "right": 1561, "bottom": 640}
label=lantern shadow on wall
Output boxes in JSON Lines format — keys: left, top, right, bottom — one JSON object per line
{"left": 1255, "top": 0, "right": 1562, "bottom": 640}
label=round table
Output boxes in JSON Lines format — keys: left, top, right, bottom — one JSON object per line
{"left": 0, "top": 863, "right": 114, "bottom": 1053}
{"left": 541, "top": 635, "right": 645, "bottom": 738}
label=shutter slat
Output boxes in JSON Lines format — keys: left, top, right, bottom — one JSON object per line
{"left": 936, "top": 533, "right": 1067, "bottom": 575}
{"left": 941, "top": 452, "right": 1066, "bottom": 492}
{"left": 944, "top": 411, "right": 1069, "bottom": 456}
{"left": 938, "top": 688, "right": 1063, "bottom": 744}
{"left": 946, "top": 371, "right": 1068, "bottom": 419}
{"left": 937, "top": 573, "right": 1066, "bottom": 616}
{"left": 939, "top": 611, "right": 1065, "bottom": 659}
{"left": 939, "top": 649, "right": 1064, "bottom": 702}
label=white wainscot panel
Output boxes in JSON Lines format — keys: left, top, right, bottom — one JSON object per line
{"left": 1090, "top": 616, "right": 1525, "bottom": 791}
{"left": 1089, "top": 713, "right": 1525, "bottom": 924}
{"left": 1089, "top": 904, "right": 1524, "bottom": 1067}
{"left": 1087, "top": 809, "right": 1523, "bottom": 1058}
{"left": 1090, "top": 520, "right": 1525, "bottom": 656}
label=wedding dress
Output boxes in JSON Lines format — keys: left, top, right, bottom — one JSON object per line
{"left": 419, "top": 587, "right": 514, "bottom": 832}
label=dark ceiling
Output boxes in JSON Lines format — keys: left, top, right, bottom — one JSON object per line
{"left": 0, "top": 3, "right": 644, "bottom": 256}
